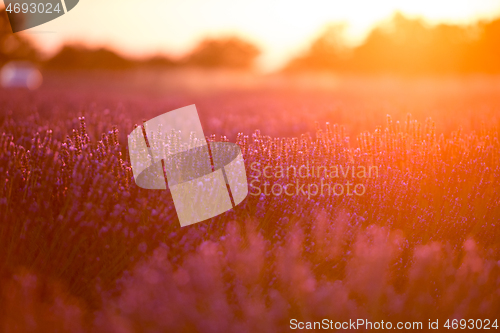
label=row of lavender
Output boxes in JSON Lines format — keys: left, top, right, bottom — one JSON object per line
{"left": 0, "top": 101, "right": 499, "bottom": 330}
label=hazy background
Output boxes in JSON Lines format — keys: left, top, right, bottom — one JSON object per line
{"left": 3, "top": 0, "right": 500, "bottom": 72}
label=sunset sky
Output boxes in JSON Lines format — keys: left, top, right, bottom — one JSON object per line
{"left": 8, "top": 0, "right": 500, "bottom": 71}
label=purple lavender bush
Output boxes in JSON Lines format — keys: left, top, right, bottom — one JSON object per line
{"left": 0, "top": 86, "right": 499, "bottom": 332}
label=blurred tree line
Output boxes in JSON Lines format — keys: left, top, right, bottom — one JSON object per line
{"left": 286, "top": 13, "right": 500, "bottom": 75}
{"left": 3, "top": 8, "right": 500, "bottom": 74}
{"left": 44, "top": 37, "right": 260, "bottom": 70}
{"left": 1, "top": 9, "right": 260, "bottom": 70}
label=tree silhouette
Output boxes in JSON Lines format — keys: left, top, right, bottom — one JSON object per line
{"left": 184, "top": 37, "right": 260, "bottom": 69}
{"left": 286, "top": 24, "right": 348, "bottom": 72}
{"left": 45, "top": 45, "right": 134, "bottom": 70}
{"left": 286, "top": 13, "right": 500, "bottom": 75}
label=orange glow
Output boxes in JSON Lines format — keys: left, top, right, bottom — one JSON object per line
{"left": 10, "top": 0, "right": 500, "bottom": 71}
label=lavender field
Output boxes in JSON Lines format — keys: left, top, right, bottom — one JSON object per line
{"left": 1, "top": 75, "right": 500, "bottom": 332}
